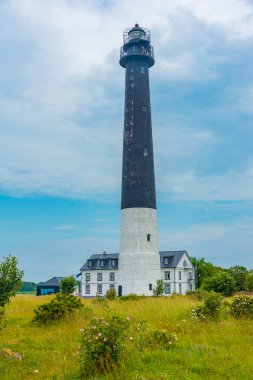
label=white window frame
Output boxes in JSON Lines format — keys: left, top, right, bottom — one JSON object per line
{"left": 97, "top": 284, "right": 102, "bottom": 294}
{"left": 109, "top": 272, "right": 115, "bottom": 281}
{"left": 85, "top": 284, "right": 90, "bottom": 294}
{"left": 97, "top": 273, "right": 102, "bottom": 281}
{"left": 85, "top": 273, "right": 90, "bottom": 282}
{"left": 165, "top": 283, "right": 171, "bottom": 294}
{"left": 165, "top": 271, "right": 170, "bottom": 280}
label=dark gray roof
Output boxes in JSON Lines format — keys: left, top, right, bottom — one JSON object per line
{"left": 37, "top": 277, "right": 65, "bottom": 287}
{"left": 80, "top": 251, "right": 192, "bottom": 271}
{"left": 80, "top": 253, "right": 119, "bottom": 271}
{"left": 159, "top": 251, "right": 187, "bottom": 268}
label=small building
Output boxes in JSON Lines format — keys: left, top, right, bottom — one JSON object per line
{"left": 80, "top": 251, "right": 195, "bottom": 297}
{"left": 37, "top": 277, "right": 64, "bottom": 296}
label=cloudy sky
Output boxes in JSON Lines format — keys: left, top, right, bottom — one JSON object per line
{"left": 0, "top": 0, "right": 252, "bottom": 282}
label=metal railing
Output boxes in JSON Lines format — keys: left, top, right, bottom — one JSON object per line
{"left": 120, "top": 45, "right": 154, "bottom": 60}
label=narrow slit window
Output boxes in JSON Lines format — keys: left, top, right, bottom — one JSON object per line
{"left": 149, "top": 284, "right": 152, "bottom": 291}
{"left": 145, "top": 189, "right": 150, "bottom": 199}
{"left": 142, "top": 105, "right": 147, "bottom": 112}
{"left": 147, "top": 234, "right": 151, "bottom": 242}
{"left": 143, "top": 147, "right": 148, "bottom": 156}
{"left": 141, "top": 66, "right": 145, "bottom": 73}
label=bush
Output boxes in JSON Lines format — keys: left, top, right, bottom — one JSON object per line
{"left": 191, "top": 292, "right": 224, "bottom": 321}
{"left": 119, "top": 293, "right": 140, "bottom": 301}
{"left": 60, "top": 276, "right": 77, "bottom": 294}
{"left": 202, "top": 272, "right": 236, "bottom": 296}
{"left": 230, "top": 296, "right": 253, "bottom": 319}
{"left": 245, "top": 273, "right": 253, "bottom": 291}
{"left": 153, "top": 279, "right": 165, "bottom": 296}
{"left": 146, "top": 329, "right": 178, "bottom": 350}
{"left": 105, "top": 288, "right": 117, "bottom": 300}
{"left": 33, "top": 293, "right": 83, "bottom": 324}
{"left": 186, "top": 289, "right": 208, "bottom": 301}
{"left": 80, "top": 315, "right": 129, "bottom": 375}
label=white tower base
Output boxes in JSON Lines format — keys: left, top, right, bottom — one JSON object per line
{"left": 118, "top": 208, "right": 161, "bottom": 296}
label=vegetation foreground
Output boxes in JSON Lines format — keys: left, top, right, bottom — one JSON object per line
{"left": 0, "top": 294, "right": 253, "bottom": 379}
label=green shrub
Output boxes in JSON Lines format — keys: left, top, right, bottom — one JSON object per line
{"left": 60, "top": 276, "right": 77, "bottom": 294}
{"left": 105, "top": 288, "right": 117, "bottom": 300}
{"left": 230, "top": 296, "right": 253, "bottom": 319}
{"left": 202, "top": 272, "right": 236, "bottom": 296}
{"left": 80, "top": 315, "right": 129, "bottom": 376}
{"left": 191, "top": 291, "right": 224, "bottom": 321}
{"left": 153, "top": 279, "right": 165, "bottom": 296}
{"left": 119, "top": 293, "right": 140, "bottom": 301}
{"left": 186, "top": 289, "right": 208, "bottom": 301}
{"left": 146, "top": 329, "right": 178, "bottom": 350}
{"left": 33, "top": 293, "right": 83, "bottom": 324}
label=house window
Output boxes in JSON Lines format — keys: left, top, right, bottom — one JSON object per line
{"left": 85, "top": 273, "right": 90, "bottom": 282}
{"left": 97, "top": 284, "right": 102, "bottom": 294}
{"left": 143, "top": 147, "right": 148, "bottom": 156}
{"left": 165, "top": 283, "right": 171, "bottom": 294}
{"left": 97, "top": 273, "right": 102, "bottom": 281}
{"left": 164, "top": 257, "right": 169, "bottom": 265}
{"left": 142, "top": 105, "right": 147, "bottom": 112}
{"left": 109, "top": 273, "right": 115, "bottom": 281}
{"left": 179, "top": 283, "right": 182, "bottom": 294}
{"left": 147, "top": 234, "right": 151, "bottom": 242}
{"left": 179, "top": 271, "right": 182, "bottom": 280}
{"left": 87, "top": 260, "right": 92, "bottom": 267}
{"left": 111, "top": 259, "right": 116, "bottom": 267}
{"left": 165, "top": 271, "right": 170, "bottom": 280}
{"left": 100, "top": 260, "right": 105, "bottom": 267}
{"left": 85, "top": 284, "right": 90, "bottom": 294}
{"left": 110, "top": 284, "right": 115, "bottom": 290}
{"left": 141, "top": 66, "right": 145, "bottom": 73}
{"left": 149, "top": 284, "right": 152, "bottom": 291}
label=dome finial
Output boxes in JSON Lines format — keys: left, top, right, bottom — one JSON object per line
{"left": 135, "top": 22, "right": 139, "bottom": 27}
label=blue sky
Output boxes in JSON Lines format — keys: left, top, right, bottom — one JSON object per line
{"left": 0, "top": 0, "right": 253, "bottom": 282}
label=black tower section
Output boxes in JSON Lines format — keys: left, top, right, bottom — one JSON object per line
{"left": 120, "top": 24, "right": 156, "bottom": 210}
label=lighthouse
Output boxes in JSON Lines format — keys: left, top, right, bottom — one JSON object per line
{"left": 79, "top": 25, "right": 195, "bottom": 298}
{"left": 118, "top": 24, "right": 161, "bottom": 296}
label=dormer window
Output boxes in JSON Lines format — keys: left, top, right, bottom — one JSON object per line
{"left": 100, "top": 260, "right": 105, "bottom": 267}
{"left": 111, "top": 259, "right": 116, "bottom": 267}
{"left": 87, "top": 260, "right": 92, "bottom": 268}
{"left": 164, "top": 257, "right": 169, "bottom": 265}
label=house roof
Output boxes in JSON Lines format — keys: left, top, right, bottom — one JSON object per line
{"left": 80, "top": 251, "right": 192, "bottom": 271}
{"left": 37, "top": 277, "right": 65, "bottom": 287}
{"left": 80, "top": 253, "right": 119, "bottom": 271}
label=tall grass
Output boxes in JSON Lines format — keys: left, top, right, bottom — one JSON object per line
{"left": 0, "top": 295, "right": 253, "bottom": 379}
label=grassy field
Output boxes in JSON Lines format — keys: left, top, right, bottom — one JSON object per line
{"left": 0, "top": 295, "right": 253, "bottom": 379}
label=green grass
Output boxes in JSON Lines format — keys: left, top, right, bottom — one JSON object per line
{"left": 0, "top": 295, "right": 253, "bottom": 379}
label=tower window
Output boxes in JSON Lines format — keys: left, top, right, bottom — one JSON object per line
{"left": 142, "top": 105, "right": 147, "bottom": 112}
{"left": 149, "top": 284, "right": 152, "bottom": 291}
{"left": 147, "top": 234, "right": 151, "bottom": 242}
{"left": 141, "top": 66, "right": 145, "bottom": 73}
{"left": 179, "top": 271, "right": 182, "bottom": 280}
{"left": 143, "top": 147, "right": 148, "bottom": 156}
{"left": 145, "top": 189, "right": 150, "bottom": 199}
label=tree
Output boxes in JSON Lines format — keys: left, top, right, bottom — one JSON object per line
{"left": 0, "top": 255, "right": 24, "bottom": 307}
{"left": 202, "top": 272, "right": 236, "bottom": 297}
{"left": 245, "top": 271, "right": 253, "bottom": 291}
{"left": 60, "top": 276, "right": 77, "bottom": 295}
{"left": 153, "top": 279, "right": 165, "bottom": 296}
{"left": 191, "top": 257, "right": 220, "bottom": 288}
{"left": 226, "top": 265, "right": 248, "bottom": 291}
{"left": 20, "top": 281, "right": 37, "bottom": 292}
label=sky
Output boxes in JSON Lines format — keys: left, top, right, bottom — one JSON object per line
{"left": 0, "top": 0, "right": 253, "bottom": 282}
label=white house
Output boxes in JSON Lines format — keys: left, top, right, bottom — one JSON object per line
{"left": 80, "top": 251, "right": 195, "bottom": 297}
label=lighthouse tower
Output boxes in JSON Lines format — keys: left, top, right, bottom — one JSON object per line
{"left": 118, "top": 24, "right": 161, "bottom": 296}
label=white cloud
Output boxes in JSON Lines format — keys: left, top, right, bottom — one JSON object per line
{"left": 0, "top": 0, "right": 252, "bottom": 201}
